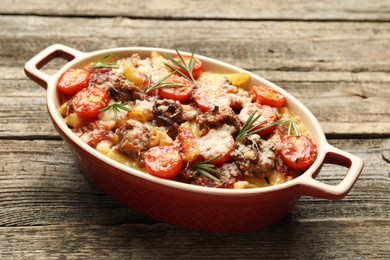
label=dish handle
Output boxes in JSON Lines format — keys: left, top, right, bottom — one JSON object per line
{"left": 297, "top": 144, "right": 363, "bottom": 200}
{"left": 24, "top": 44, "right": 84, "bottom": 89}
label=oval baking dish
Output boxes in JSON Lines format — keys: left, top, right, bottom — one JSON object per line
{"left": 24, "top": 44, "right": 363, "bottom": 233}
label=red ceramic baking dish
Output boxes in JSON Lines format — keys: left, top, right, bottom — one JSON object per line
{"left": 24, "top": 44, "right": 363, "bottom": 233}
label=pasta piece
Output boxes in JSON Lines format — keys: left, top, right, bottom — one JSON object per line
{"left": 267, "top": 172, "right": 286, "bottom": 186}
{"left": 149, "top": 126, "right": 173, "bottom": 147}
{"left": 64, "top": 113, "right": 83, "bottom": 128}
{"left": 97, "top": 141, "right": 140, "bottom": 170}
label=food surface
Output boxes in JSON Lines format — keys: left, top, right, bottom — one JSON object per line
{"left": 58, "top": 50, "right": 317, "bottom": 189}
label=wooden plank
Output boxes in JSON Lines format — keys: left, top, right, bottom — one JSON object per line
{"left": 0, "top": 220, "right": 388, "bottom": 259}
{"left": 2, "top": 16, "right": 390, "bottom": 72}
{"left": 2, "top": 0, "right": 390, "bottom": 21}
{"left": 0, "top": 139, "right": 388, "bottom": 227}
{"left": 2, "top": 66, "right": 389, "bottom": 137}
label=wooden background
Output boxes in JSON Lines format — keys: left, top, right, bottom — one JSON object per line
{"left": 0, "top": 0, "right": 389, "bottom": 258}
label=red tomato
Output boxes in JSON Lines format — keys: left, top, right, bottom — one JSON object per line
{"left": 88, "top": 68, "right": 112, "bottom": 86}
{"left": 71, "top": 86, "right": 109, "bottom": 120}
{"left": 158, "top": 75, "right": 194, "bottom": 102}
{"left": 144, "top": 145, "right": 183, "bottom": 179}
{"left": 170, "top": 55, "right": 203, "bottom": 79}
{"left": 199, "top": 128, "right": 235, "bottom": 165}
{"left": 74, "top": 121, "right": 116, "bottom": 148}
{"left": 195, "top": 89, "right": 231, "bottom": 112}
{"left": 57, "top": 69, "right": 90, "bottom": 95}
{"left": 280, "top": 135, "right": 318, "bottom": 170}
{"left": 251, "top": 85, "right": 286, "bottom": 108}
{"left": 238, "top": 104, "right": 278, "bottom": 136}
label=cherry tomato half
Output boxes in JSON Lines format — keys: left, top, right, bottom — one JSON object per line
{"left": 158, "top": 75, "right": 194, "bottom": 102}
{"left": 195, "top": 89, "right": 231, "bottom": 112}
{"left": 280, "top": 135, "right": 318, "bottom": 170}
{"left": 170, "top": 55, "right": 204, "bottom": 80}
{"left": 57, "top": 69, "right": 90, "bottom": 95}
{"left": 144, "top": 145, "right": 183, "bottom": 179}
{"left": 199, "top": 128, "right": 235, "bottom": 165}
{"left": 71, "top": 86, "right": 109, "bottom": 120}
{"left": 238, "top": 104, "right": 278, "bottom": 136}
{"left": 251, "top": 84, "right": 286, "bottom": 108}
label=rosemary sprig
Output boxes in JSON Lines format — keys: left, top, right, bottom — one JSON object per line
{"left": 163, "top": 47, "right": 198, "bottom": 85}
{"left": 192, "top": 155, "right": 224, "bottom": 182}
{"left": 288, "top": 118, "right": 300, "bottom": 136}
{"left": 145, "top": 72, "right": 184, "bottom": 93}
{"left": 88, "top": 53, "right": 118, "bottom": 69}
{"left": 235, "top": 110, "right": 289, "bottom": 142}
{"left": 100, "top": 103, "right": 131, "bottom": 120}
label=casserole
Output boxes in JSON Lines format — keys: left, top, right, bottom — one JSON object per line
{"left": 24, "top": 44, "right": 363, "bottom": 233}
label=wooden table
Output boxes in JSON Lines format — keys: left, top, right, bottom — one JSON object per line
{"left": 1, "top": 0, "right": 389, "bottom": 258}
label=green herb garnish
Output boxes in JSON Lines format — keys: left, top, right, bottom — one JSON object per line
{"left": 145, "top": 72, "right": 184, "bottom": 93}
{"left": 88, "top": 53, "right": 118, "bottom": 69}
{"left": 163, "top": 47, "right": 198, "bottom": 85}
{"left": 235, "top": 110, "right": 289, "bottom": 143}
{"left": 288, "top": 118, "right": 300, "bottom": 137}
{"left": 192, "top": 155, "right": 224, "bottom": 182}
{"left": 100, "top": 103, "right": 131, "bottom": 119}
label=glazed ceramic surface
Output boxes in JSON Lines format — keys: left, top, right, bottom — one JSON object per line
{"left": 24, "top": 44, "right": 364, "bottom": 233}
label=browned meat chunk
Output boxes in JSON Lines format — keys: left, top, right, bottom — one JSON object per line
{"left": 176, "top": 163, "right": 244, "bottom": 188}
{"left": 196, "top": 106, "right": 241, "bottom": 133}
{"left": 115, "top": 78, "right": 148, "bottom": 102}
{"left": 232, "top": 134, "right": 276, "bottom": 176}
{"left": 115, "top": 119, "right": 151, "bottom": 167}
{"left": 152, "top": 99, "right": 183, "bottom": 130}
{"left": 88, "top": 68, "right": 113, "bottom": 87}
{"left": 88, "top": 68, "right": 147, "bottom": 102}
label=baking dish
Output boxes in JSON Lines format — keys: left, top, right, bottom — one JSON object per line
{"left": 24, "top": 44, "right": 363, "bottom": 233}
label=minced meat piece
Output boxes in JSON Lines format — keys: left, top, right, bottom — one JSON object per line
{"left": 232, "top": 134, "right": 276, "bottom": 176}
{"left": 115, "top": 78, "right": 148, "bottom": 102}
{"left": 196, "top": 106, "right": 241, "bottom": 133}
{"left": 152, "top": 99, "right": 184, "bottom": 129}
{"left": 115, "top": 119, "right": 151, "bottom": 167}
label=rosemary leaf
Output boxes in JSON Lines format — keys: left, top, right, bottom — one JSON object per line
{"left": 288, "top": 118, "right": 300, "bottom": 136}
{"left": 88, "top": 53, "right": 118, "bottom": 69}
{"left": 250, "top": 119, "right": 289, "bottom": 136}
{"left": 235, "top": 111, "right": 262, "bottom": 141}
{"left": 100, "top": 103, "right": 131, "bottom": 120}
{"left": 194, "top": 168, "right": 220, "bottom": 182}
{"left": 145, "top": 72, "right": 184, "bottom": 93}
{"left": 192, "top": 155, "right": 224, "bottom": 182}
{"left": 163, "top": 48, "right": 198, "bottom": 85}
{"left": 235, "top": 110, "right": 289, "bottom": 142}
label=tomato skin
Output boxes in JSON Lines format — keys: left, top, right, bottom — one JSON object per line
{"left": 71, "top": 86, "right": 109, "bottom": 120}
{"left": 198, "top": 128, "right": 235, "bottom": 165}
{"left": 238, "top": 104, "right": 278, "bottom": 136}
{"left": 195, "top": 89, "right": 231, "bottom": 112}
{"left": 207, "top": 151, "right": 232, "bottom": 165}
{"left": 57, "top": 69, "right": 90, "bottom": 95}
{"left": 158, "top": 75, "right": 194, "bottom": 102}
{"left": 251, "top": 84, "right": 286, "bottom": 108}
{"left": 280, "top": 135, "right": 318, "bottom": 170}
{"left": 170, "top": 55, "right": 204, "bottom": 79}
{"left": 144, "top": 145, "right": 183, "bottom": 179}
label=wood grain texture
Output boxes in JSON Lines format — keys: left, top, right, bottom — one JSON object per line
{"left": 2, "top": 16, "right": 390, "bottom": 72}
{"left": 0, "top": 220, "right": 388, "bottom": 259}
{"left": 2, "top": 0, "right": 390, "bottom": 21}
